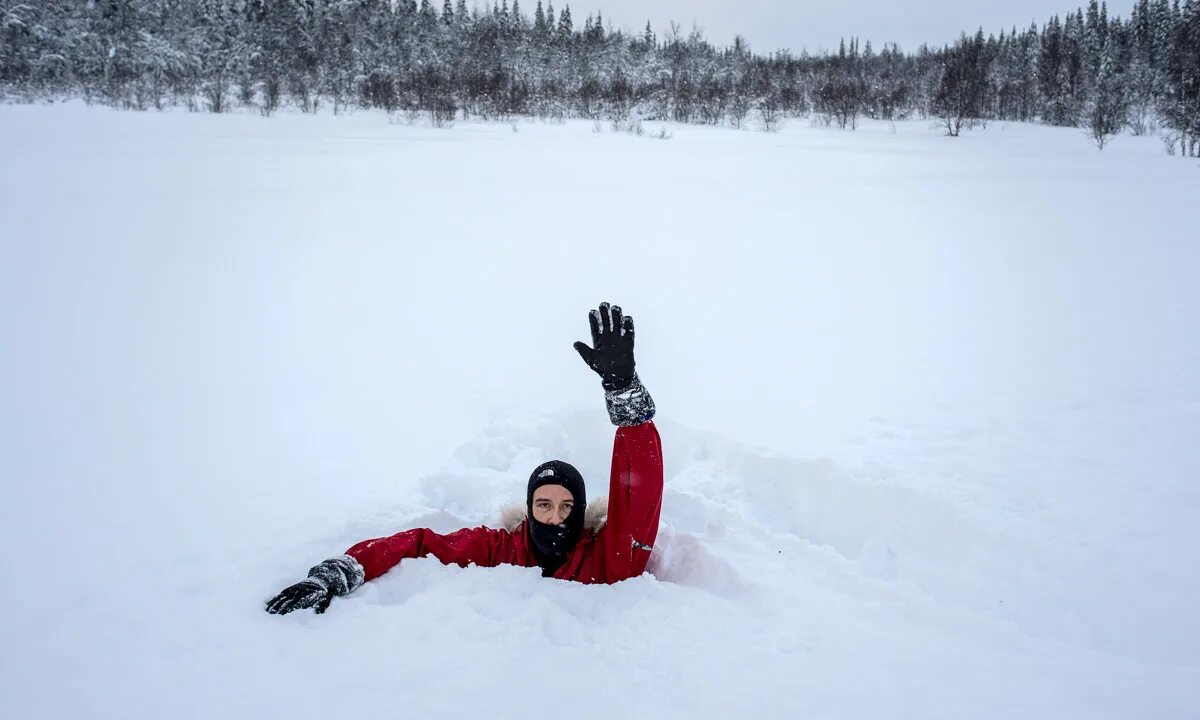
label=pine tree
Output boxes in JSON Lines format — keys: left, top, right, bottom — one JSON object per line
{"left": 1040, "top": 16, "right": 1067, "bottom": 124}
{"left": 558, "top": 5, "right": 572, "bottom": 36}
{"left": 1062, "top": 11, "right": 1088, "bottom": 123}
{"left": 0, "top": 4, "right": 30, "bottom": 86}
{"left": 1087, "top": 28, "right": 1132, "bottom": 147}
{"left": 1159, "top": 0, "right": 1200, "bottom": 153}
{"left": 583, "top": 12, "right": 603, "bottom": 43}
{"left": 1087, "top": 0, "right": 1106, "bottom": 73}
{"left": 1153, "top": 0, "right": 1175, "bottom": 83}
{"left": 933, "top": 31, "right": 989, "bottom": 134}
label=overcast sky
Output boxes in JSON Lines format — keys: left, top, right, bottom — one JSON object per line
{"left": 551, "top": 1, "right": 1091, "bottom": 54}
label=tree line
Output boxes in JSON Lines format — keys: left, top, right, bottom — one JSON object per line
{"left": 1, "top": 0, "right": 1197, "bottom": 153}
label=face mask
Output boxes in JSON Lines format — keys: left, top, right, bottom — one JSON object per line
{"left": 525, "top": 461, "right": 587, "bottom": 574}
{"left": 528, "top": 516, "right": 575, "bottom": 558}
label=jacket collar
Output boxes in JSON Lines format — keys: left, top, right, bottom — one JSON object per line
{"left": 497, "top": 496, "right": 609, "bottom": 533}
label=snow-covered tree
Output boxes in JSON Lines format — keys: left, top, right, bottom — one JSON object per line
{"left": 0, "top": 0, "right": 1191, "bottom": 155}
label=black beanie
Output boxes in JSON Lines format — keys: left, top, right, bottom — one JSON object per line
{"left": 525, "top": 460, "right": 587, "bottom": 576}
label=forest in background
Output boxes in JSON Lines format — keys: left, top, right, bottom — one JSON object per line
{"left": 1, "top": 0, "right": 1197, "bottom": 152}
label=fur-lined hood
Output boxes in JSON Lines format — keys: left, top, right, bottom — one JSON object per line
{"left": 495, "top": 496, "right": 609, "bottom": 534}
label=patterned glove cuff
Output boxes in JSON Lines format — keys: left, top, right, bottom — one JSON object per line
{"left": 604, "top": 374, "right": 656, "bottom": 427}
{"left": 308, "top": 555, "right": 365, "bottom": 596}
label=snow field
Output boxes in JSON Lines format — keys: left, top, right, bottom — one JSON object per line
{"left": 1, "top": 103, "right": 1198, "bottom": 718}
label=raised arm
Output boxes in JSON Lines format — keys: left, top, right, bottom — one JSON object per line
{"left": 573, "top": 302, "right": 663, "bottom": 582}
{"left": 600, "top": 413, "right": 663, "bottom": 581}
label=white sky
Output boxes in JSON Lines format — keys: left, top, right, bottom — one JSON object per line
{"left": 537, "top": 1, "right": 1098, "bottom": 54}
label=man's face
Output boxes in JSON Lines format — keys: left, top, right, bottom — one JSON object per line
{"left": 531, "top": 485, "right": 575, "bottom": 525}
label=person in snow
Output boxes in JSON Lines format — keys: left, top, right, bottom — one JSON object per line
{"left": 266, "top": 302, "right": 662, "bottom": 615}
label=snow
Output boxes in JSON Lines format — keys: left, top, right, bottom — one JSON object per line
{"left": 1, "top": 102, "right": 1198, "bottom": 718}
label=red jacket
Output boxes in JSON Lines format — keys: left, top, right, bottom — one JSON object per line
{"left": 346, "top": 421, "right": 663, "bottom": 584}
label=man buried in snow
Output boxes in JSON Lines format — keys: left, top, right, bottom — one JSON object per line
{"left": 266, "top": 303, "right": 663, "bottom": 615}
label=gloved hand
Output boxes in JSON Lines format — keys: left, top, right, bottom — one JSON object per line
{"left": 573, "top": 302, "right": 637, "bottom": 391}
{"left": 265, "top": 556, "right": 364, "bottom": 616}
{"left": 265, "top": 578, "right": 333, "bottom": 615}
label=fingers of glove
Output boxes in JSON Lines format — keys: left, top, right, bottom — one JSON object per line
{"left": 282, "top": 588, "right": 324, "bottom": 615}
{"left": 599, "top": 302, "right": 612, "bottom": 334}
{"left": 610, "top": 306, "right": 624, "bottom": 337}
{"left": 622, "top": 314, "right": 634, "bottom": 340}
{"left": 266, "top": 582, "right": 321, "bottom": 614}
{"left": 588, "top": 308, "right": 601, "bottom": 345}
{"left": 313, "top": 591, "right": 334, "bottom": 614}
{"left": 274, "top": 587, "right": 314, "bottom": 614}
{"left": 265, "top": 594, "right": 286, "bottom": 614}
{"left": 266, "top": 584, "right": 303, "bottom": 613}
{"left": 269, "top": 598, "right": 300, "bottom": 616}
{"left": 266, "top": 589, "right": 300, "bottom": 615}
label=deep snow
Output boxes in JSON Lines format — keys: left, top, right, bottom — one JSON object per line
{"left": 1, "top": 103, "right": 1198, "bottom": 718}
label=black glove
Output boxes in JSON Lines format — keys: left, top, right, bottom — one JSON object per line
{"left": 573, "top": 302, "right": 656, "bottom": 426}
{"left": 265, "top": 578, "right": 333, "bottom": 615}
{"left": 573, "top": 302, "right": 637, "bottom": 392}
{"left": 265, "top": 556, "right": 364, "bottom": 616}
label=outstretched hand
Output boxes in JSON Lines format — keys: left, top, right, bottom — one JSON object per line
{"left": 265, "top": 557, "right": 363, "bottom": 617}
{"left": 265, "top": 579, "right": 333, "bottom": 615}
{"left": 573, "top": 302, "right": 637, "bottom": 391}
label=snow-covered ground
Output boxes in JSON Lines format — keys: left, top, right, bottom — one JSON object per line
{"left": 1, "top": 103, "right": 1198, "bottom": 718}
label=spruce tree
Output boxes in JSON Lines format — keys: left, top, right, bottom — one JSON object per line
{"left": 0, "top": 0, "right": 1191, "bottom": 155}
{"left": 1159, "top": 0, "right": 1200, "bottom": 153}
{"left": 558, "top": 5, "right": 572, "bottom": 37}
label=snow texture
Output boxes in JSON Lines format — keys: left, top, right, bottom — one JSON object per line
{"left": 0, "top": 103, "right": 1198, "bottom": 719}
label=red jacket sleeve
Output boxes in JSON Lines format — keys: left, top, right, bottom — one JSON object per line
{"left": 597, "top": 420, "right": 664, "bottom": 582}
{"left": 345, "top": 526, "right": 512, "bottom": 582}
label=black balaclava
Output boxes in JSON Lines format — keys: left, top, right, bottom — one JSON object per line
{"left": 525, "top": 460, "right": 587, "bottom": 577}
